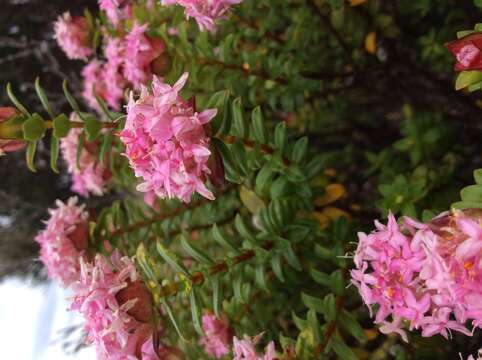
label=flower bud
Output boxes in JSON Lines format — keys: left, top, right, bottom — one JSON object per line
{"left": 0, "top": 107, "right": 25, "bottom": 155}
{"left": 116, "top": 280, "right": 153, "bottom": 323}
{"left": 446, "top": 33, "right": 482, "bottom": 71}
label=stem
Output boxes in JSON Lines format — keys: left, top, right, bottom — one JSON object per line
{"left": 109, "top": 186, "right": 235, "bottom": 240}
{"left": 44, "top": 120, "right": 118, "bottom": 129}
{"left": 158, "top": 241, "right": 274, "bottom": 298}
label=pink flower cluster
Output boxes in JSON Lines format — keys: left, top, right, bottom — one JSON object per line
{"left": 61, "top": 117, "right": 110, "bottom": 197}
{"left": 71, "top": 251, "right": 157, "bottom": 359}
{"left": 34, "top": 197, "right": 89, "bottom": 286}
{"left": 161, "top": 0, "right": 242, "bottom": 32}
{"left": 82, "top": 25, "right": 166, "bottom": 110}
{"left": 120, "top": 73, "right": 217, "bottom": 203}
{"left": 200, "top": 313, "right": 232, "bottom": 358}
{"left": 351, "top": 210, "right": 482, "bottom": 341}
{"left": 99, "top": 0, "right": 132, "bottom": 26}
{"left": 54, "top": 12, "right": 92, "bottom": 60}
{"left": 232, "top": 334, "right": 277, "bottom": 360}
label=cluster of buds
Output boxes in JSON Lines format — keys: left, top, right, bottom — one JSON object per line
{"left": 0, "top": 107, "right": 25, "bottom": 156}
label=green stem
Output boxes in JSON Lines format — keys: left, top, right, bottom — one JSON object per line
{"left": 157, "top": 240, "right": 274, "bottom": 298}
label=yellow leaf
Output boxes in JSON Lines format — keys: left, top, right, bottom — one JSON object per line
{"left": 315, "top": 183, "right": 346, "bottom": 206}
{"left": 240, "top": 186, "right": 266, "bottom": 214}
{"left": 350, "top": 0, "right": 368, "bottom": 6}
{"left": 313, "top": 212, "right": 330, "bottom": 229}
{"left": 365, "top": 31, "right": 377, "bottom": 54}
{"left": 324, "top": 168, "right": 337, "bottom": 177}
{"left": 364, "top": 328, "right": 379, "bottom": 341}
{"left": 322, "top": 206, "right": 350, "bottom": 221}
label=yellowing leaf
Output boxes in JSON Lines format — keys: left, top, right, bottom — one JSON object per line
{"left": 313, "top": 212, "right": 330, "bottom": 229}
{"left": 240, "top": 185, "right": 266, "bottom": 214}
{"left": 350, "top": 0, "right": 368, "bottom": 6}
{"left": 322, "top": 206, "right": 350, "bottom": 221}
{"left": 365, "top": 32, "right": 377, "bottom": 54}
{"left": 324, "top": 168, "right": 337, "bottom": 177}
{"left": 364, "top": 328, "right": 379, "bottom": 341}
{"left": 315, "top": 183, "right": 347, "bottom": 206}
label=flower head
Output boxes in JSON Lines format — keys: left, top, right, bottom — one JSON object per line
{"left": 54, "top": 12, "right": 92, "bottom": 60}
{"left": 120, "top": 73, "right": 217, "bottom": 203}
{"left": 446, "top": 33, "right": 482, "bottom": 71}
{"left": 71, "top": 251, "right": 156, "bottom": 359}
{"left": 34, "top": 197, "right": 89, "bottom": 286}
{"left": 82, "top": 60, "right": 108, "bottom": 111}
{"left": 351, "top": 210, "right": 482, "bottom": 341}
{"left": 124, "top": 23, "right": 166, "bottom": 89}
{"left": 161, "top": 0, "right": 242, "bottom": 32}
{"left": 103, "top": 37, "right": 128, "bottom": 109}
{"left": 61, "top": 116, "right": 111, "bottom": 197}
{"left": 200, "top": 313, "right": 232, "bottom": 358}
{"left": 232, "top": 334, "right": 276, "bottom": 360}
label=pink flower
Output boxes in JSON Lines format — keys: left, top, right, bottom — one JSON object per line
{"left": 99, "top": 0, "right": 132, "bottom": 26}
{"left": 54, "top": 12, "right": 92, "bottom": 60}
{"left": 352, "top": 210, "right": 482, "bottom": 341}
{"left": 119, "top": 73, "right": 217, "bottom": 203}
{"left": 200, "top": 313, "right": 232, "bottom": 358}
{"left": 161, "top": 0, "right": 242, "bottom": 32}
{"left": 232, "top": 334, "right": 277, "bottom": 360}
{"left": 124, "top": 23, "right": 166, "bottom": 89}
{"left": 61, "top": 116, "right": 111, "bottom": 197}
{"left": 71, "top": 251, "right": 156, "bottom": 360}
{"left": 82, "top": 60, "right": 108, "bottom": 111}
{"left": 103, "top": 37, "right": 127, "bottom": 109}
{"left": 34, "top": 197, "right": 89, "bottom": 286}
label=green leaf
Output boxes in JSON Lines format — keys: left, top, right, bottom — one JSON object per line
{"left": 234, "top": 214, "right": 257, "bottom": 245}
{"left": 93, "top": 86, "right": 116, "bottom": 121}
{"left": 84, "top": 116, "right": 102, "bottom": 141}
{"left": 22, "top": 114, "right": 46, "bottom": 141}
{"left": 53, "top": 114, "right": 71, "bottom": 138}
{"left": 270, "top": 254, "right": 285, "bottom": 282}
{"left": 452, "top": 200, "right": 482, "bottom": 210}
{"left": 332, "top": 335, "right": 358, "bottom": 360}
{"left": 461, "top": 184, "right": 482, "bottom": 202}
{"left": 292, "top": 137, "right": 308, "bottom": 163}
{"left": 231, "top": 140, "right": 248, "bottom": 175}
{"left": 212, "top": 224, "right": 240, "bottom": 254}
{"left": 63, "top": 80, "right": 83, "bottom": 119}
{"left": 251, "top": 106, "right": 267, "bottom": 143}
{"left": 330, "top": 270, "right": 345, "bottom": 296}
{"left": 255, "top": 163, "right": 276, "bottom": 196}
{"left": 206, "top": 90, "right": 230, "bottom": 135}
{"left": 274, "top": 122, "right": 286, "bottom": 153}
{"left": 212, "top": 138, "right": 241, "bottom": 183}
{"left": 6, "top": 83, "right": 30, "bottom": 117}
{"left": 35, "top": 78, "right": 55, "bottom": 118}
{"left": 323, "top": 293, "right": 337, "bottom": 321}
{"left": 231, "top": 97, "right": 246, "bottom": 138}
{"left": 156, "top": 242, "right": 190, "bottom": 276}
{"left": 255, "top": 264, "right": 269, "bottom": 292}
{"left": 181, "top": 235, "right": 215, "bottom": 265}
{"left": 455, "top": 71, "right": 482, "bottom": 91}
{"left": 310, "top": 268, "right": 330, "bottom": 287}
{"left": 136, "top": 243, "right": 158, "bottom": 285}
{"left": 212, "top": 276, "right": 222, "bottom": 318}
{"left": 161, "top": 299, "right": 186, "bottom": 340}
{"left": 301, "top": 292, "right": 324, "bottom": 313}
{"left": 50, "top": 136, "right": 60, "bottom": 173}
{"left": 284, "top": 245, "right": 302, "bottom": 271}
{"left": 474, "top": 169, "right": 482, "bottom": 185}
{"left": 292, "top": 311, "right": 308, "bottom": 330}
{"left": 26, "top": 141, "right": 37, "bottom": 172}
{"left": 339, "top": 310, "right": 367, "bottom": 343}
{"left": 99, "top": 131, "right": 113, "bottom": 165}
{"left": 190, "top": 289, "right": 203, "bottom": 335}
